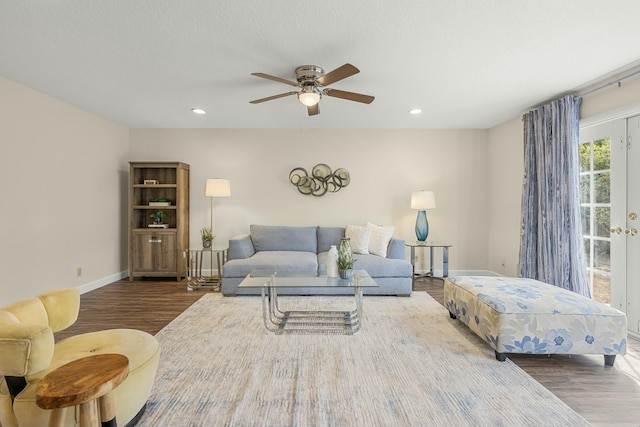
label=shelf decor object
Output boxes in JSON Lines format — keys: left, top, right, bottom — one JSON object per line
{"left": 337, "top": 237, "right": 355, "bottom": 279}
{"left": 411, "top": 191, "right": 436, "bottom": 242}
{"left": 288, "top": 163, "right": 350, "bottom": 197}
{"left": 129, "top": 162, "right": 190, "bottom": 281}
{"left": 149, "top": 198, "right": 171, "bottom": 207}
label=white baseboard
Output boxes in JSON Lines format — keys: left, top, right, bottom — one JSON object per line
{"left": 415, "top": 269, "right": 501, "bottom": 278}
{"left": 628, "top": 330, "right": 640, "bottom": 341}
{"left": 450, "top": 270, "right": 502, "bottom": 277}
{"left": 77, "top": 271, "right": 129, "bottom": 295}
{"left": 80, "top": 269, "right": 503, "bottom": 295}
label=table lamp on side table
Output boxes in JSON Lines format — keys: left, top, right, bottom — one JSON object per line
{"left": 411, "top": 190, "right": 436, "bottom": 242}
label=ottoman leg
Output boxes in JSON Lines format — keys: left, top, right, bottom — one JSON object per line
{"left": 604, "top": 355, "right": 616, "bottom": 367}
{"left": 495, "top": 351, "right": 507, "bottom": 362}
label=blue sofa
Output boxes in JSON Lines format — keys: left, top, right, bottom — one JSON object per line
{"left": 222, "top": 225, "right": 413, "bottom": 296}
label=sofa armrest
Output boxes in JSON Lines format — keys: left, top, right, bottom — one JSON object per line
{"left": 228, "top": 234, "right": 256, "bottom": 260}
{"left": 387, "top": 237, "right": 406, "bottom": 259}
{"left": 0, "top": 322, "right": 54, "bottom": 376}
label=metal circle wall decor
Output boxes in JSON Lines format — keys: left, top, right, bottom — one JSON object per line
{"left": 289, "top": 164, "right": 350, "bottom": 197}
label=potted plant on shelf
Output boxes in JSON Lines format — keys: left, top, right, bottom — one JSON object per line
{"left": 201, "top": 227, "right": 214, "bottom": 249}
{"left": 149, "top": 210, "right": 166, "bottom": 224}
{"left": 337, "top": 238, "right": 356, "bottom": 279}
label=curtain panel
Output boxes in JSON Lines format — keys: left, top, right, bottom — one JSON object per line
{"left": 519, "top": 95, "right": 590, "bottom": 297}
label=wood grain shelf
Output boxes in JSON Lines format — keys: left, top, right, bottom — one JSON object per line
{"left": 128, "top": 162, "right": 189, "bottom": 281}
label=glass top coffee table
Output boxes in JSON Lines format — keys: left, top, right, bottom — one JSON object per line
{"left": 238, "top": 270, "right": 378, "bottom": 335}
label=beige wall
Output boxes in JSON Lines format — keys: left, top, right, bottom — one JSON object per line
{"left": 581, "top": 72, "right": 640, "bottom": 123}
{"left": 486, "top": 117, "right": 523, "bottom": 276}
{"left": 129, "top": 129, "right": 490, "bottom": 274}
{"left": 4, "top": 68, "right": 639, "bottom": 306}
{"left": 0, "top": 76, "right": 130, "bottom": 305}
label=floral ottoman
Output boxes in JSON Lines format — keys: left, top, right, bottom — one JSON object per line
{"left": 444, "top": 276, "right": 627, "bottom": 366}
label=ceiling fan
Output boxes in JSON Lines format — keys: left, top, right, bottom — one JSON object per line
{"left": 249, "top": 63, "right": 375, "bottom": 116}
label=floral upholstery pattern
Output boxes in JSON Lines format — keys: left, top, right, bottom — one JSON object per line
{"left": 444, "top": 276, "right": 627, "bottom": 359}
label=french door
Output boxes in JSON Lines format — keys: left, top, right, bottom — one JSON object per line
{"left": 581, "top": 115, "right": 640, "bottom": 337}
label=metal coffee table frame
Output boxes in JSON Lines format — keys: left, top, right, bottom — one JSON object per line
{"left": 238, "top": 270, "right": 378, "bottom": 335}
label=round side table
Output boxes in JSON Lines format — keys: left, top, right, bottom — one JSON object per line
{"left": 36, "top": 353, "right": 129, "bottom": 427}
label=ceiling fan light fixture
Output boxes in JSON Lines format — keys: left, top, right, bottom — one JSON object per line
{"left": 298, "top": 86, "right": 321, "bottom": 107}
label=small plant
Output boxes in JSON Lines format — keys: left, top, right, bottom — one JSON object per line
{"left": 201, "top": 227, "right": 214, "bottom": 242}
{"left": 337, "top": 250, "right": 355, "bottom": 270}
{"left": 149, "top": 210, "right": 166, "bottom": 223}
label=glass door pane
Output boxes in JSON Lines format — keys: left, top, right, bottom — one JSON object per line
{"left": 579, "top": 137, "right": 611, "bottom": 303}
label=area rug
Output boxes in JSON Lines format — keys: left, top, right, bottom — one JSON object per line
{"left": 137, "top": 293, "right": 588, "bottom": 427}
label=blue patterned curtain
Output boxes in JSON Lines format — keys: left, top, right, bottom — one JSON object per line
{"left": 519, "top": 95, "right": 590, "bottom": 297}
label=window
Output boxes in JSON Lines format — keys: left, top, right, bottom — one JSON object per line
{"left": 579, "top": 138, "right": 611, "bottom": 303}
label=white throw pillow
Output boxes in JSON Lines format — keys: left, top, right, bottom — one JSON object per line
{"left": 345, "top": 225, "right": 371, "bottom": 254}
{"left": 367, "top": 222, "right": 395, "bottom": 257}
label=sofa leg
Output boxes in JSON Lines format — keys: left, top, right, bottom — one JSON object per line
{"left": 495, "top": 351, "right": 507, "bottom": 362}
{"left": 449, "top": 311, "right": 456, "bottom": 319}
{"left": 604, "top": 355, "right": 616, "bottom": 367}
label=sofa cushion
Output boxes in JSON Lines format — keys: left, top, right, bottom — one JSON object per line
{"left": 345, "top": 225, "right": 371, "bottom": 254}
{"left": 250, "top": 225, "right": 317, "bottom": 252}
{"left": 353, "top": 254, "right": 412, "bottom": 278}
{"left": 367, "top": 222, "right": 395, "bottom": 257}
{"left": 224, "top": 251, "right": 319, "bottom": 278}
{"left": 228, "top": 234, "right": 256, "bottom": 259}
{"left": 317, "top": 227, "right": 345, "bottom": 253}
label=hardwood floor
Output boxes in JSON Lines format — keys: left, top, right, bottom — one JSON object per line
{"left": 59, "top": 277, "right": 640, "bottom": 426}
{"left": 55, "top": 279, "right": 203, "bottom": 341}
{"left": 415, "top": 278, "right": 640, "bottom": 427}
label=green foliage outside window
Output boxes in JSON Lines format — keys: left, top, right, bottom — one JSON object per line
{"left": 579, "top": 138, "right": 611, "bottom": 265}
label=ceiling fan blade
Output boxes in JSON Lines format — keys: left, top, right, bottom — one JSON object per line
{"left": 307, "top": 103, "right": 319, "bottom": 116}
{"left": 250, "top": 91, "right": 298, "bottom": 104}
{"left": 316, "top": 63, "right": 359, "bottom": 86}
{"left": 251, "top": 72, "right": 299, "bottom": 87}
{"left": 323, "top": 88, "right": 375, "bottom": 104}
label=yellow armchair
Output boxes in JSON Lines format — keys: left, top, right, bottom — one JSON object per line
{"left": 0, "top": 288, "right": 160, "bottom": 427}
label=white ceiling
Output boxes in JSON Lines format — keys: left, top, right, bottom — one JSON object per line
{"left": 1, "top": 1, "right": 640, "bottom": 129}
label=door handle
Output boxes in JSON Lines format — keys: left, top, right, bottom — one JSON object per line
{"left": 148, "top": 239, "right": 162, "bottom": 243}
{"left": 630, "top": 212, "right": 638, "bottom": 221}
{"left": 625, "top": 228, "right": 637, "bottom": 236}
{"left": 610, "top": 227, "right": 622, "bottom": 234}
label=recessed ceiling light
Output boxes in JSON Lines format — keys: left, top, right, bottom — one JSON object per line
{"left": 191, "top": 108, "right": 206, "bottom": 115}
{"left": 408, "top": 108, "right": 422, "bottom": 115}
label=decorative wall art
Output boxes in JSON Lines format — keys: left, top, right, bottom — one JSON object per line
{"left": 289, "top": 164, "right": 350, "bottom": 197}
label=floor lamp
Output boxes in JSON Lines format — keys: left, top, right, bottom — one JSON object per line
{"left": 411, "top": 190, "right": 436, "bottom": 242}
{"left": 205, "top": 178, "right": 231, "bottom": 234}
{"left": 200, "top": 178, "right": 230, "bottom": 285}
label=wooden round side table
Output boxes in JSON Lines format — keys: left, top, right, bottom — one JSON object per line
{"left": 36, "top": 353, "right": 129, "bottom": 427}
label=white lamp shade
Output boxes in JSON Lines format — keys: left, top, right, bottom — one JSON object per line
{"left": 411, "top": 191, "right": 436, "bottom": 210}
{"left": 205, "top": 178, "right": 231, "bottom": 197}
